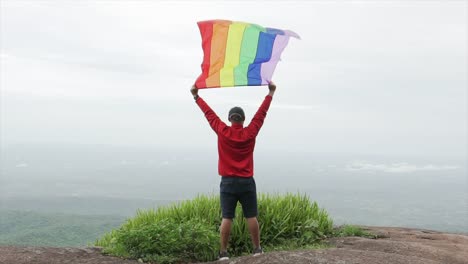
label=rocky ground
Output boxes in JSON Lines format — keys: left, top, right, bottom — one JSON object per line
{"left": 1, "top": 226, "right": 467, "bottom": 264}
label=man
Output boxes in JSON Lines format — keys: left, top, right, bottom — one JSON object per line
{"left": 190, "top": 82, "right": 276, "bottom": 261}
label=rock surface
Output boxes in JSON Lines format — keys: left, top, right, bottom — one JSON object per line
{"left": 1, "top": 226, "right": 467, "bottom": 264}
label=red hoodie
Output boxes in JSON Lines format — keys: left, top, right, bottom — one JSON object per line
{"left": 196, "top": 95, "right": 273, "bottom": 177}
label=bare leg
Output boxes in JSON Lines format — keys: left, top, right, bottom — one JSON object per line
{"left": 246, "top": 217, "right": 260, "bottom": 249}
{"left": 220, "top": 218, "right": 233, "bottom": 252}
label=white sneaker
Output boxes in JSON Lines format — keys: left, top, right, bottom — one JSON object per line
{"left": 218, "top": 251, "right": 229, "bottom": 261}
{"left": 253, "top": 247, "right": 264, "bottom": 257}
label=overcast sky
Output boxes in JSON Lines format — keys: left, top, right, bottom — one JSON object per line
{"left": 1, "top": 1, "right": 466, "bottom": 158}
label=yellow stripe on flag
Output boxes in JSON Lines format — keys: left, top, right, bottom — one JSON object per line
{"left": 220, "top": 22, "right": 248, "bottom": 87}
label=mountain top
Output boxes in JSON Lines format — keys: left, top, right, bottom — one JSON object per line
{"left": 1, "top": 226, "right": 467, "bottom": 264}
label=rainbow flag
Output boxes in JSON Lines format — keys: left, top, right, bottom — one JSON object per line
{"left": 195, "top": 20, "right": 300, "bottom": 88}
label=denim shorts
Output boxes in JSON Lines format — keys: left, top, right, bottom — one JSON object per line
{"left": 220, "top": 176, "right": 257, "bottom": 219}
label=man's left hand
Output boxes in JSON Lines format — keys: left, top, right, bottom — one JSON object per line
{"left": 191, "top": 85, "right": 198, "bottom": 97}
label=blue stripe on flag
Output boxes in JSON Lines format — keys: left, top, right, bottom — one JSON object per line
{"left": 248, "top": 31, "right": 276, "bottom": 85}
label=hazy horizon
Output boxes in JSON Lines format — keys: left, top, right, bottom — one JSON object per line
{"left": 1, "top": 143, "right": 467, "bottom": 233}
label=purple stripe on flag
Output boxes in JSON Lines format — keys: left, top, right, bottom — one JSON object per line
{"left": 283, "top": 30, "right": 301, "bottom": 39}
{"left": 260, "top": 34, "right": 291, "bottom": 84}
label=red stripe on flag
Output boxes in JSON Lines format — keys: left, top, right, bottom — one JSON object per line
{"left": 195, "top": 21, "right": 214, "bottom": 88}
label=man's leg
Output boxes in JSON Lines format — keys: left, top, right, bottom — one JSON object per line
{"left": 220, "top": 218, "right": 233, "bottom": 252}
{"left": 239, "top": 187, "right": 262, "bottom": 251}
{"left": 219, "top": 189, "right": 237, "bottom": 254}
{"left": 246, "top": 217, "right": 260, "bottom": 249}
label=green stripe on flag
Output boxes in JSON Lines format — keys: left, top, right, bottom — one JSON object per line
{"left": 234, "top": 24, "right": 265, "bottom": 86}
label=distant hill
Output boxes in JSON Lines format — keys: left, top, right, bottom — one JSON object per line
{"left": 0, "top": 210, "right": 126, "bottom": 247}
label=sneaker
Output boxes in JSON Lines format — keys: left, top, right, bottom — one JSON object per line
{"left": 253, "top": 247, "right": 264, "bottom": 256}
{"left": 218, "top": 251, "right": 229, "bottom": 261}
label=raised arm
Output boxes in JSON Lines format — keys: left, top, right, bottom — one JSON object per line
{"left": 191, "top": 85, "right": 227, "bottom": 134}
{"left": 246, "top": 81, "right": 276, "bottom": 138}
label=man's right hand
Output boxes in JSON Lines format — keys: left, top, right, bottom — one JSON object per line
{"left": 268, "top": 81, "right": 276, "bottom": 96}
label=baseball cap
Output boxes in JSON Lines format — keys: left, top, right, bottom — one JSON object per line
{"left": 228, "top": 106, "right": 245, "bottom": 122}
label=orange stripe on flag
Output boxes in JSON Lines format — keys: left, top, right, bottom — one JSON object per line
{"left": 205, "top": 20, "right": 231, "bottom": 88}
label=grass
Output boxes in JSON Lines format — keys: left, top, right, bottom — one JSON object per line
{"left": 95, "top": 193, "right": 334, "bottom": 263}
{"left": 335, "top": 224, "right": 376, "bottom": 238}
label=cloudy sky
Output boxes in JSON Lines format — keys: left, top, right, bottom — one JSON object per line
{"left": 1, "top": 1, "right": 466, "bottom": 158}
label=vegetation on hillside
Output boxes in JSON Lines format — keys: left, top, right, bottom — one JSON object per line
{"left": 0, "top": 210, "right": 125, "bottom": 247}
{"left": 1, "top": 195, "right": 374, "bottom": 263}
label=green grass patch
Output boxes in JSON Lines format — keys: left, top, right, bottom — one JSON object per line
{"left": 96, "top": 193, "right": 334, "bottom": 263}
{"left": 335, "top": 225, "right": 375, "bottom": 238}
